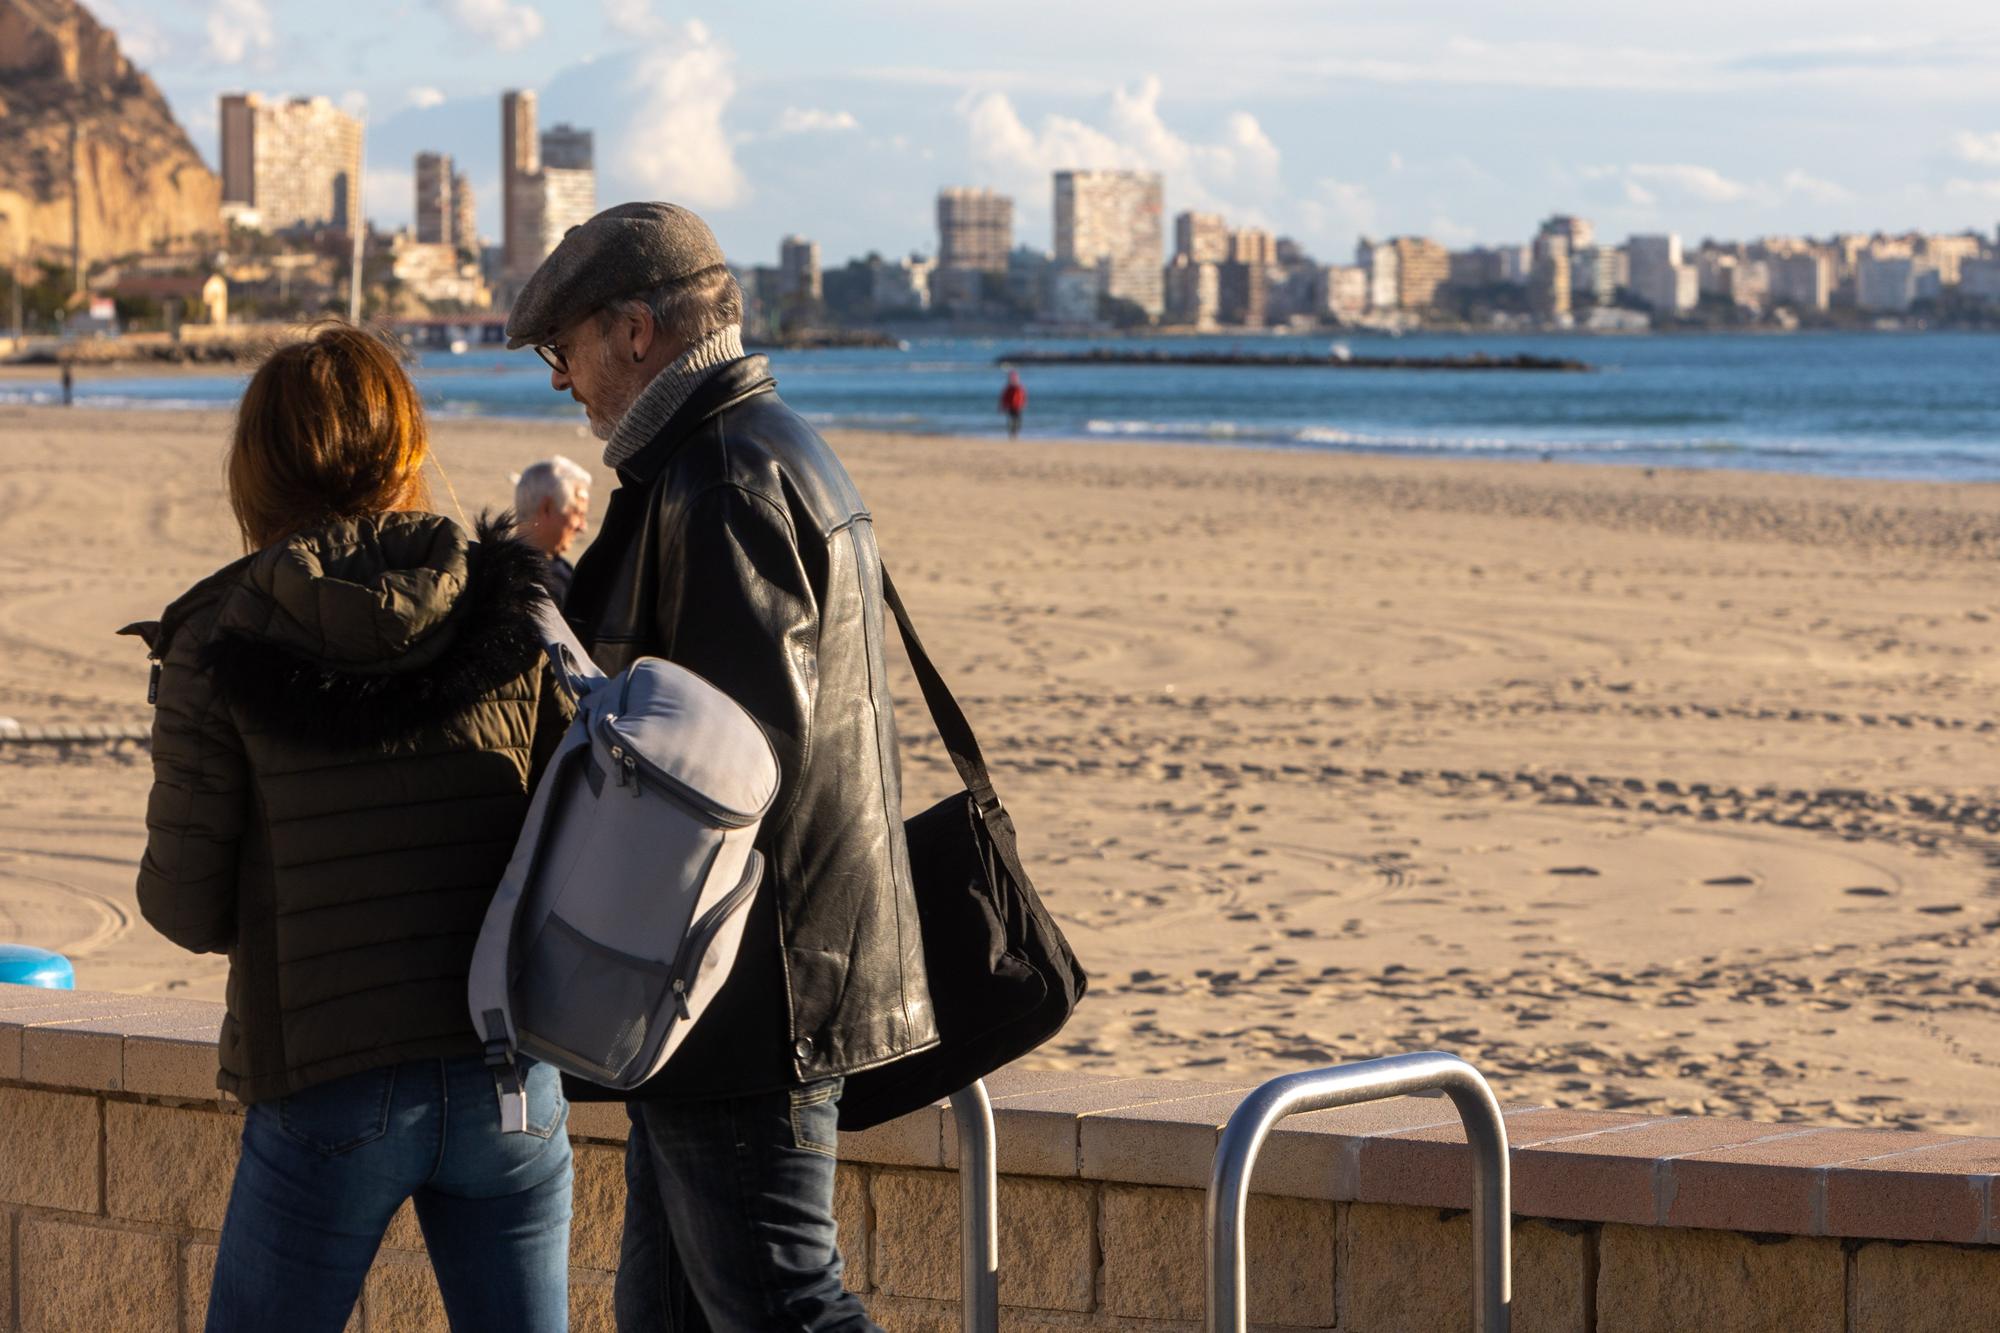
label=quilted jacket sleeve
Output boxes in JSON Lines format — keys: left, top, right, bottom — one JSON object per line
{"left": 136, "top": 638, "right": 249, "bottom": 954}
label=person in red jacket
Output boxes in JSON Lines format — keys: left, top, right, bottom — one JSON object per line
{"left": 998, "top": 369, "right": 1026, "bottom": 438}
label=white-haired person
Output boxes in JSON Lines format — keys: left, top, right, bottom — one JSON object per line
{"left": 511, "top": 455, "right": 592, "bottom": 605}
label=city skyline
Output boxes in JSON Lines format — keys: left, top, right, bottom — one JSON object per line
{"left": 107, "top": 0, "right": 2000, "bottom": 265}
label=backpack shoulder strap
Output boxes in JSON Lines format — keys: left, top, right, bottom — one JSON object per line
{"left": 535, "top": 596, "right": 610, "bottom": 699}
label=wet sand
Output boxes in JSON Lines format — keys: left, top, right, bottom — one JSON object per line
{"left": 6, "top": 404, "right": 2000, "bottom": 1130}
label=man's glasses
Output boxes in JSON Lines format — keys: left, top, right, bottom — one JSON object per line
{"left": 534, "top": 342, "right": 569, "bottom": 374}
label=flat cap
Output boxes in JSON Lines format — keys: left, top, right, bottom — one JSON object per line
{"left": 504, "top": 201, "right": 729, "bottom": 350}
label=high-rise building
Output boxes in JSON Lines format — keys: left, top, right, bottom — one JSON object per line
{"left": 1230, "top": 227, "right": 1277, "bottom": 267}
{"left": 779, "top": 236, "right": 822, "bottom": 304}
{"left": 937, "top": 188, "right": 1013, "bottom": 273}
{"left": 1318, "top": 265, "right": 1368, "bottom": 322}
{"left": 1163, "top": 254, "right": 1220, "bottom": 327}
{"left": 1855, "top": 255, "right": 1919, "bottom": 312}
{"left": 1053, "top": 170, "right": 1164, "bottom": 319}
{"left": 218, "top": 93, "right": 364, "bottom": 233}
{"left": 1538, "top": 215, "right": 1595, "bottom": 255}
{"left": 1174, "top": 211, "right": 1229, "bottom": 264}
{"left": 1528, "top": 234, "right": 1570, "bottom": 322}
{"left": 1218, "top": 259, "right": 1268, "bottom": 327}
{"left": 499, "top": 91, "right": 597, "bottom": 293}
{"left": 1355, "top": 238, "right": 1400, "bottom": 310}
{"left": 450, "top": 170, "right": 477, "bottom": 254}
{"left": 541, "top": 124, "right": 592, "bottom": 171}
{"left": 501, "top": 90, "right": 539, "bottom": 280}
{"left": 1390, "top": 237, "right": 1450, "bottom": 310}
{"left": 539, "top": 127, "right": 596, "bottom": 247}
{"left": 1448, "top": 248, "right": 1501, "bottom": 289}
{"left": 1006, "top": 246, "right": 1052, "bottom": 315}
{"left": 1919, "top": 233, "right": 1981, "bottom": 284}
{"left": 1960, "top": 258, "right": 2000, "bottom": 302}
{"left": 414, "top": 152, "right": 453, "bottom": 245}
{"left": 1629, "top": 234, "right": 1695, "bottom": 314}
{"left": 1572, "top": 245, "right": 1628, "bottom": 305}
{"left": 872, "top": 254, "right": 934, "bottom": 312}
{"left": 1768, "top": 253, "right": 1831, "bottom": 310}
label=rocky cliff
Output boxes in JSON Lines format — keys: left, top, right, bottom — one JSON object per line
{"left": 0, "top": 0, "right": 220, "bottom": 270}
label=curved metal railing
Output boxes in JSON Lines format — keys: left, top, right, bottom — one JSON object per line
{"left": 949, "top": 1081, "right": 999, "bottom": 1333}
{"left": 1205, "top": 1052, "right": 1511, "bottom": 1333}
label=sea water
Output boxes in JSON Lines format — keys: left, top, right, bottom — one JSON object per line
{"left": 12, "top": 331, "right": 2000, "bottom": 483}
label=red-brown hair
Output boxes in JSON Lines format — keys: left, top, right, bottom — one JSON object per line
{"left": 227, "top": 323, "right": 433, "bottom": 550}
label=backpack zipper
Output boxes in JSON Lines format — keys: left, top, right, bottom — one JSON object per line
{"left": 595, "top": 712, "right": 768, "bottom": 827}
{"left": 663, "top": 854, "right": 762, "bottom": 1022}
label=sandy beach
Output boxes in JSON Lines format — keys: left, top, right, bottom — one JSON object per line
{"left": 5, "top": 403, "right": 2000, "bottom": 1131}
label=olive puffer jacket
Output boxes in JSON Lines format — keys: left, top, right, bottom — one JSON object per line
{"left": 129, "top": 512, "right": 567, "bottom": 1104}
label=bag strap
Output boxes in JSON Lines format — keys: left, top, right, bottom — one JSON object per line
{"left": 533, "top": 594, "right": 610, "bottom": 700}
{"left": 880, "top": 567, "right": 1001, "bottom": 813}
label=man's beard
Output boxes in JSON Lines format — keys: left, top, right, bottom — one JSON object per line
{"left": 589, "top": 340, "right": 634, "bottom": 440}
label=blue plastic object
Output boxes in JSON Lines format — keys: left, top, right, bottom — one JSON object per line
{"left": 0, "top": 944, "right": 75, "bottom": 989}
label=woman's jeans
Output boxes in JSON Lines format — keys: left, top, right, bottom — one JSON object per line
{"left": 206, "top": 1055, "right": 573, "bottom": 1333}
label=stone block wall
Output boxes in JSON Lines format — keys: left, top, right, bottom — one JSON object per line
{"left": 4, "top": 988, "right": 2000, "bottom": 1331}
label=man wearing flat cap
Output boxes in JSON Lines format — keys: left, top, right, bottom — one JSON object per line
{"left": 509, "top": 202, "right": 935, "bottom": 1330}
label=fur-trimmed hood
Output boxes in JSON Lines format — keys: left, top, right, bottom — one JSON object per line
{"left": 174, "top": 512, "right": 550, "bottom": 750}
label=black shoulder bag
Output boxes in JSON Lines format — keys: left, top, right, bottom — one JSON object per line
{"left": 835, "top": 569, "right": 1089, "bottom": 1131}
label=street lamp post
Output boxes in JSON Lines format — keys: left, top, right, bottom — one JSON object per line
{"left": 348, "top": 118, "right": 366, "bottom": 323}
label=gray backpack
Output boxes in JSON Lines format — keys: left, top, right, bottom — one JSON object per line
{"left": 468, "top": 602, "right": 780, "bottom": 1131}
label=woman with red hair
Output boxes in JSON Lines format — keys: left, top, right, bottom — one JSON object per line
{"left": 130, "top": 323, "right": 574, "bottom": 1332}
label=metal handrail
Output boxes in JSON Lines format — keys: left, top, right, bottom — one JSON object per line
{"left": 949, "top": 1081, "right": 999, "bottom": 1333}
{"left": 1206, "top": 1053, "right": 1511, "bottom": 1333}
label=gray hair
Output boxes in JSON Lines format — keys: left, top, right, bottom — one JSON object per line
{"left": 597, "top": 266, "right": 744, "bottom": 349}
{"left": 513, "top": 455, "right": 592, "bottom": 517}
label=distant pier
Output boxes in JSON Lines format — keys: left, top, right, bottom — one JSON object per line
{"left": 996, "top": 348, "right": 1593, "bottom": 372}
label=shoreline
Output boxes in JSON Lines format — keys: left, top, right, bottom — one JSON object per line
{"left": 1, "top": 387, "right": 1995, "bottom": 489}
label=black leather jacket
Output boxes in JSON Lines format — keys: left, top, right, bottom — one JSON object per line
{"left": 563, "top": 357, "right": 938, "bottom": 1097}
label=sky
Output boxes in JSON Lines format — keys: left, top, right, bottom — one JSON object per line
{"left": 98, "top": 0, "right": 2000, "bottom": 268}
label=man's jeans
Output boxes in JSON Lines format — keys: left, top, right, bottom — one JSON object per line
{"left": 207, "top": 1055, "right": 573, "bottom": 1333}
{"left": 615, "top": 1079, "right": 878, "bottom": 1332}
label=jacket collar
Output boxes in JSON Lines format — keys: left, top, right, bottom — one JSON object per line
{"left": 615, "top": 355, "right": 778, "bottom": 487}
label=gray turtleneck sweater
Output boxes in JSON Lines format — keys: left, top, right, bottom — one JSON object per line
{"left": 602, "top": 324, "right": 746, "bottom": 471}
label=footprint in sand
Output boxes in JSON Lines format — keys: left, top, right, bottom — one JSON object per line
{"left": 1704, "top": 875, "right": 1756, "bottom": 887}
{"left": 1843, "top": 886, "right": 1894, "bottom": 898}
{"left": 1548, "top": 866, "right": 1600, "bottom": 877}
{"left": 1917, "top": 904, "right": 1964, "bottom": 915}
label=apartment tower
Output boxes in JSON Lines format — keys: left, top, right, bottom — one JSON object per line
{"left": 218, "top": 93, "right": 364, "bottom": 232}
{"left": 1053, "top": 169, "right": 1164, "bottom": 319}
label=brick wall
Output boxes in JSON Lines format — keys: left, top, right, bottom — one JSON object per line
{"left": 4, "top": 987, "right": 1999, "bottom": 1331}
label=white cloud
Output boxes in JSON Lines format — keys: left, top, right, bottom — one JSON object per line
{"left": 1951, "top": 131, "right": 2000, "bottom": 166}
{"left": 775, "top": 108, "right": 861, "bottom": 135}
{"left": 95, "top": 0, "right": 169, "bottom": 64}
{"left": 407, "top": 87, "right": 448, "bottom": 110}
{"left": 617, "top": 21, "right": 748, "bottom": 209}
{"left": 362, "top": 167, "right": 414, "bottom": 230}
{"left": 430, "top": 0, "right": 544, "bottom": 52}
{"left": 961, "top": 76, "right": 1284, "bottom": 221}
{"left": 1296, "top": 177, "right": 1378, "bottom": 248}
{"left": 339, "top": 90, "right": 368, "bottom": 119}
{"left": 1626, "top": 163, "right": 1751, "bottom": 204}
{"left": 1427, "top": 216, "right": 1478, "bottom": 246}
{"left": 1944, "top": 178, "right": 2000, "bottom": 201}
{"left": 1780, "top": 168, "right": 1852, "bottom": 204}
{"left": 207, "top": 0, "right": 274, "bottom": 65}
{"left": 602, "top": 0, "right": 665, "bottom": 38}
